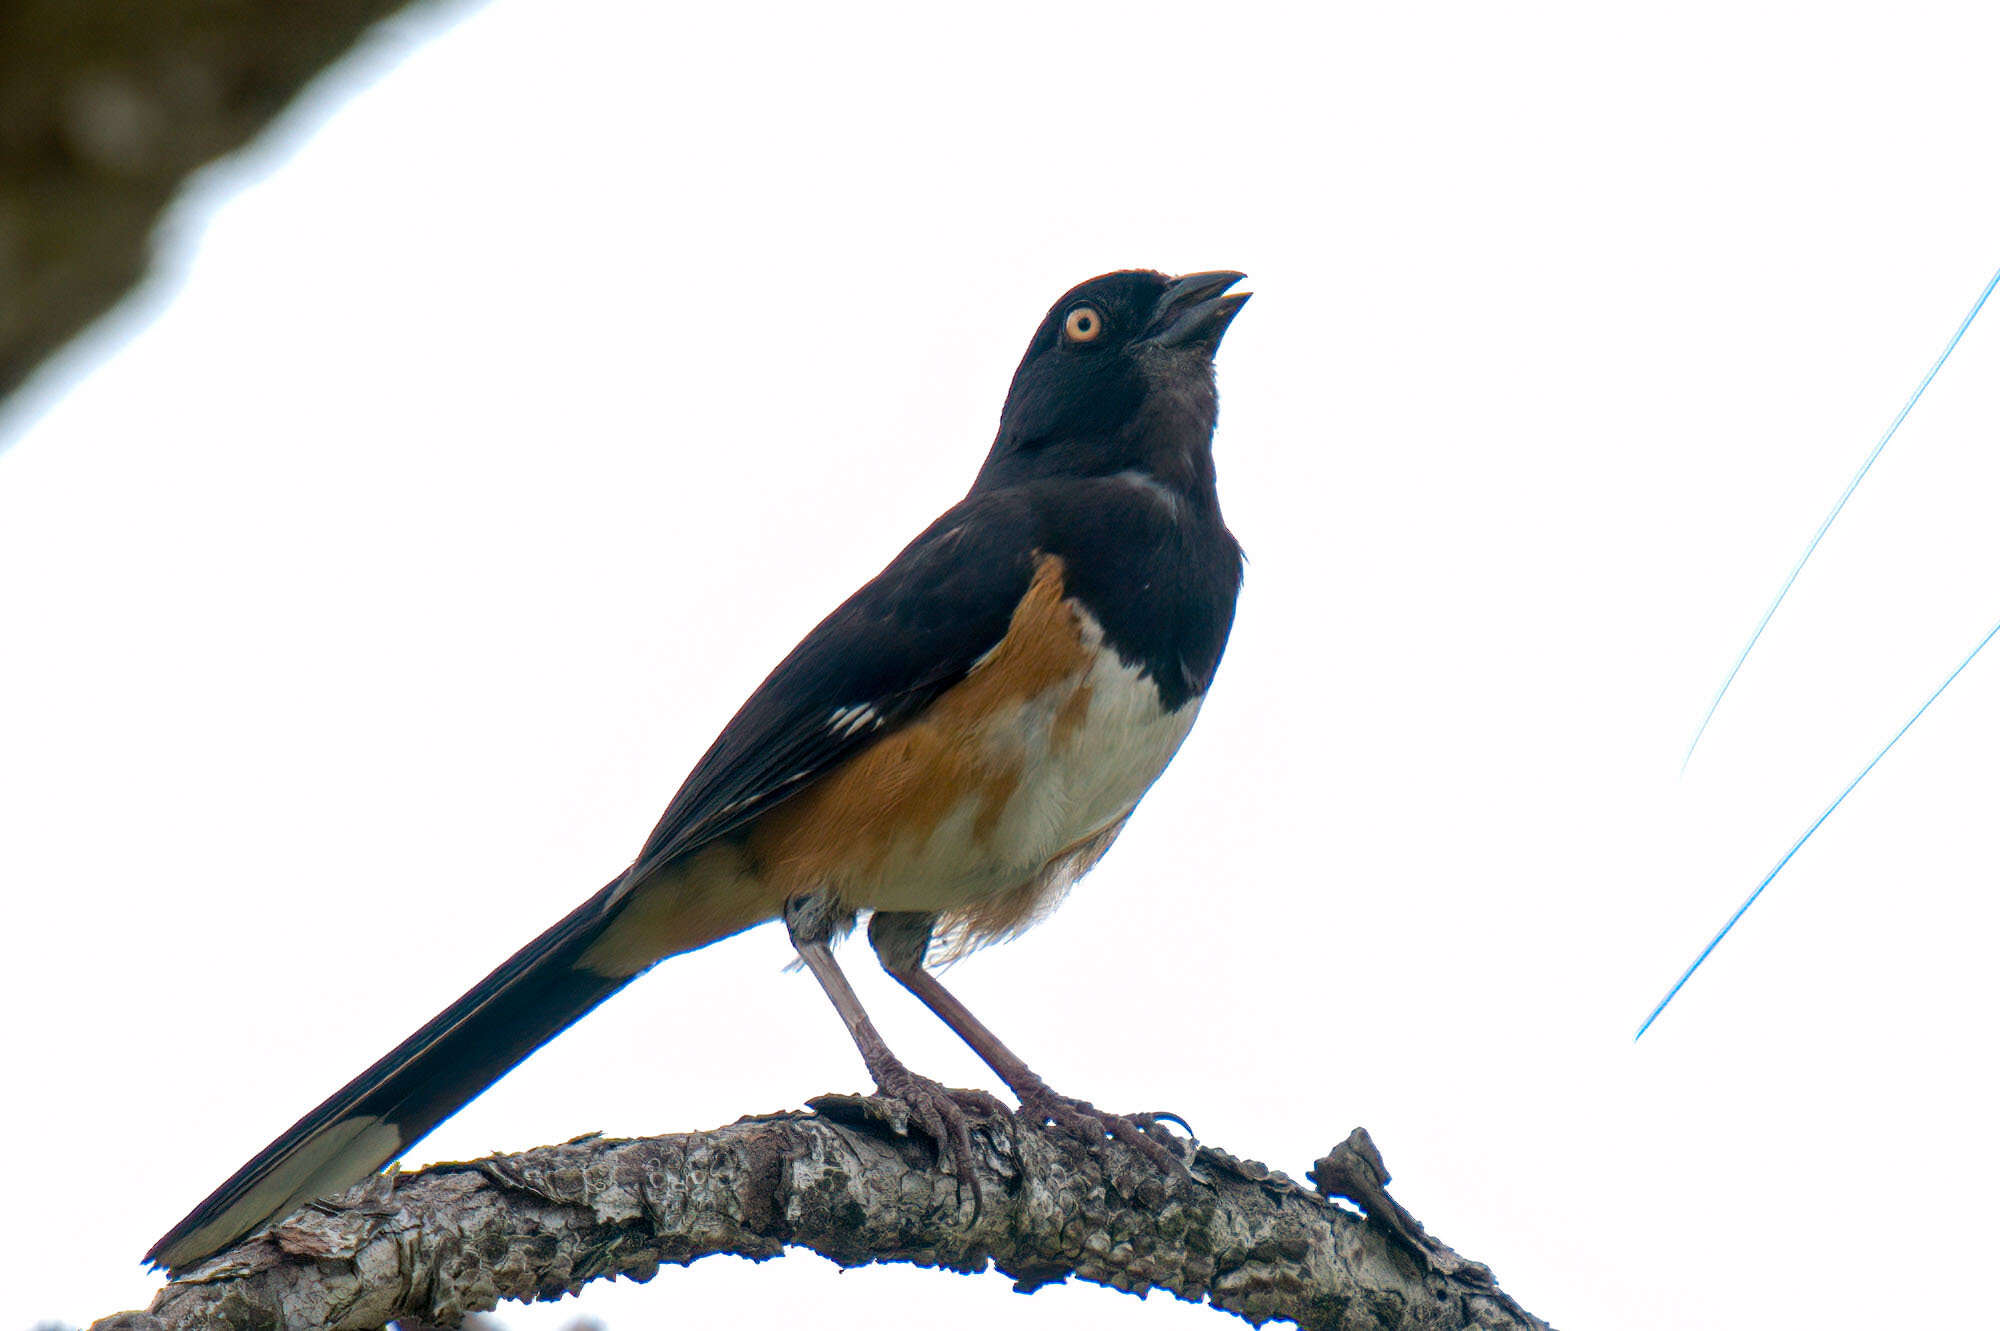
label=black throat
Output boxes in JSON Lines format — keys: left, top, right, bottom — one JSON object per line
{"left": 970, "top": 380, "right": 1240, "bottom": 713}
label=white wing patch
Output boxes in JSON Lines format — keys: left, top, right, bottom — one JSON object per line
{"left": 827, "top": 704, "right": 885, "bottom": 738}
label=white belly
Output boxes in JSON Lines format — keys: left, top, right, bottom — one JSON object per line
{"left": 859, "top": 616, "right": 1202, "bottom": 912}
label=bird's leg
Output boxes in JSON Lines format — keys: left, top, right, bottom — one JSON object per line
{"left": 783, "top": 892, "right": 991, "bottom": 1196}
{"left": 868, "top": 912, "right": 1184, "bottom": 1175}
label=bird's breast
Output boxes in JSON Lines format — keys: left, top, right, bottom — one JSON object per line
{"left": 746, "top": 555, "right": 1201, "bottom": 915}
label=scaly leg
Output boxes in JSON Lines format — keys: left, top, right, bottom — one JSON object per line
{"left": 868, "top": 911, "right": 1183, "bottom": 1174}
{"left": 784, "top": 893, "right": 995, "bottom": 1196}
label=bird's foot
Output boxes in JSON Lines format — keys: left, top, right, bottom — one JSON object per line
{"left": 871, "top": 1062, "right": 1006, "bottom": 1208}
{"left": 1012, "top": 1078, "right": 1186, "bottom": 1176}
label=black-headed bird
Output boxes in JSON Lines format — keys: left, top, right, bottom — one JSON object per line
{"left": 149, "top": 268, "right": 1251, "bottom": 1272}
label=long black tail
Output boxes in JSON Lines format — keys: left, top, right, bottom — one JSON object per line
{"left": 146, "top": 863, "right": 759, "bottom": 1272}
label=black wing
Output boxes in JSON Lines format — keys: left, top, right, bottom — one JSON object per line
{"left": 627, "top": 492, "right": 1040, "bottom": 878}
{"left": 145, "top": 491, "right": 1042, "bottom": 1273}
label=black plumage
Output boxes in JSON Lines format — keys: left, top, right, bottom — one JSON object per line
{"left": 148, "top": 268, "right": 1249, "bottom": 1272}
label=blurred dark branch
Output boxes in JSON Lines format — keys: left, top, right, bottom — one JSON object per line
{"left": 88, "top": 1097, "right": 1550, "bottom": 1331}
{"left": 0, "top": 0, "right": 439, "bottom": 403}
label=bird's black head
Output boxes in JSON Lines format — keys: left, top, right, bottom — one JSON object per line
{"left": 975, "top": 269, "right": 1249, "bottom": 493}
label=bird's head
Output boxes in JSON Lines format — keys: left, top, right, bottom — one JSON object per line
{"left": 977, "top": 269, "right": 1249, "bottom": 491}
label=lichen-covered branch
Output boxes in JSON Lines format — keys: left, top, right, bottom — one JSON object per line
{"left": 0, "top": 0, "right": 438, "bottom": 403}
{"left": 90, "top": 1095, "right": 1550, "bottom": 1331}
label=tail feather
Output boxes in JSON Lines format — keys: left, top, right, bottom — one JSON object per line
{"left": 146, "top": 861, "right": 766, "bottom": 1272}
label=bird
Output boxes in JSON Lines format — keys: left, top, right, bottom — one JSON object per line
{"left": 146, "top": 268, "right": 1251, "bottom": 1273}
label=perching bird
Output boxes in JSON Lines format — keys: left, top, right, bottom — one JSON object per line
{"left": 147, "top": 268, "right": 1251, "bottom": 1272}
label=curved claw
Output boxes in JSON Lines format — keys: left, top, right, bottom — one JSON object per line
{"left": 1015, "top": 1086, "right": 1187, "bottom": 1178}
{"left": 874, "top": 1065, "right": 993, "bottom": 1217}
{"left": 1133, "top": 1110, "right": 1195, "bottom": 1138}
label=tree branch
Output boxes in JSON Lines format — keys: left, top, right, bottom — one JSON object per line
{"left": 0, "top": 0, "right": 437, "bottom": 404}
{"left": 90, "top": 1095, "right": 1550, "bottom": 1331}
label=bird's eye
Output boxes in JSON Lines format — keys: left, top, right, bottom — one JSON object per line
{"left": 1063, "top": 305, "right": 1104, "bottom": 343}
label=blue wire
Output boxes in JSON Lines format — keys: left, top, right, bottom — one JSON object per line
{"left": 1639, "top": 615, "right": 2000, "bottom": 1040}
{"left": 1683, "top": 264, "right": 2000, "bottom": 772}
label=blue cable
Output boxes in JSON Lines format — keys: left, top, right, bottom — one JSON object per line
{"left": 1683, "top": 263, "right": 2000, "bottom": 771}
{"left": 1639, "top": 615, "right": 2000, "bottom": 1039}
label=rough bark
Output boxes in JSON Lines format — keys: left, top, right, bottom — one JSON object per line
{"left": 90, "top": 1095, "right": 1551, "bottom": 1331}
{"left": 0, "top": 0, "right": 437, "bottom": 402}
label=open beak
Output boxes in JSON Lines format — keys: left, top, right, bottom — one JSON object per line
{"left": 1141, "top": 270, "right": 1251, "bottom": 351}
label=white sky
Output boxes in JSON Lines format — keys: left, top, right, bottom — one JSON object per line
{"left": 5, "top": 3, "right": 1999, "bottom": 1327}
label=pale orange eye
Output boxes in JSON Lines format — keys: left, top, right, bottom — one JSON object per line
{"left": 1063, "top": 305, "right": 1104, "bottom": 342}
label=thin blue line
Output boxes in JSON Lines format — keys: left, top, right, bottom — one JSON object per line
{"left": 1639, "top": 614, "right": 2000, "bottom": 1040}
{"left": 1682, "top": 263, "right": 2000, "bottom": 772}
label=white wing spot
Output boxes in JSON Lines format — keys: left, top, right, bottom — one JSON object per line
{"left": 828, "top": 704, "right": 883, "bottom": 738}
